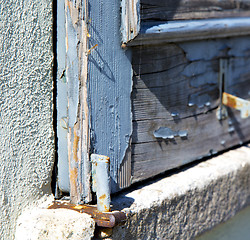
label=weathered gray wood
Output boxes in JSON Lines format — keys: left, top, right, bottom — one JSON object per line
{"left": 141, "top": 0, "right": 250, "bottom": 21}
{"left": 121, "top": 0, "right": 140, "bottom": 43}
{"left": 132, "top": 39, "right": 250, "bottom": 122}
{"left": 127, "top": 18, "right": 250, "bottom": 46}
{"left": 132, "top": 44, "right": 187, "bottom": 75}
{"left": 131, "top": 37, "right": 250, "bottom": 183}
{"left": 132, "top": 60, "right": 250, "bottom": 121}
{"left": 131, "top": 108, "right": 250, "bottom": 183}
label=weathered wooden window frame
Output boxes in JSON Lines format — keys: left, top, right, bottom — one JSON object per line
{"left": 57, "top": 0, "right": 250, "bottom": 204}
{"left": 121, "top": 0, "right": 250, "bottom": 45}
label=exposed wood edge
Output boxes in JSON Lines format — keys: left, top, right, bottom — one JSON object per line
{"left": 79, "top": 0, "right": 92, "bottom": 203}
{"left": 118, "top": 142, "right": 132, "bottom": 190}
{"left": 121, "top": 0, "right": 140, "bottom": 43}
{"left": 66, "top": 0, "right": 91, "bottom": 204}
{"left": 126, "top": 18, "right": 250, "bottom": 46}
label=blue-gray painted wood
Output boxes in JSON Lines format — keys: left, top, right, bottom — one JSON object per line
{"left": 127, "top": 18, "right": 250, "bottom": 46}
{"left": 88, "top": 0, "right": 133, "bottom": 192}
{"left": 66, "top": 8, "right": 79, "bottom": 129}
{"left": 121, "top": 0, "right": 140, "bottom": 43}
{"left": 57, "top": 0, "right": 69, "bottom": 192}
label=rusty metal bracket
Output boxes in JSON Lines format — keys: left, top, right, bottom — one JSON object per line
{"left": 48, "top": 201, "right": 126, "bottom": 228}
{"left": 217, "top": 58, "right": 250, "bottom": 120}
{"left": 222, "top": 92, "right": 250, "bottom": 119}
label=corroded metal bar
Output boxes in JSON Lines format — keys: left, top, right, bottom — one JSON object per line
{"left": 223, "top": 92, "right": 250, "bottom": 119}
{"left": 91, "top": 154, "right": 111, "bottom": 212}
{"left": 48, "top": 201, "right": 126, "bottom": 228}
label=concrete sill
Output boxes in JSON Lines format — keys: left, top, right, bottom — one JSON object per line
{"left": 110, "top": 144, "right": 250, "bottom": 240}
{"left": 15, "top": 145, "right": 250, "bottom": 240}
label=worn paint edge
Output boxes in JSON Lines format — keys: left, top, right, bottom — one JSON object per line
{"left": 127, "top": 18, "right": 250, "bottom": 46}
{"left": 57, "top": 0, "right": 69, "bottom": 192}
{"left": 121, "top": 0, "right": 140, "bottom": 43}
{"left": 66, "top": 0, "right": 91, "bottom": 203}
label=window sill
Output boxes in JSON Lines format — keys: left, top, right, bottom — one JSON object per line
{"left": 111, "top": 144, "right": 250, "bottom": 239}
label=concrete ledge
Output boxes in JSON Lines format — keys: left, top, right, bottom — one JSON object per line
{"left": 14, "top": 145, "right": 250, "bottom": 240}
{"left": 15, "top": 196, "right": 95, "bottom": 240}
{"left": 111, "top": 145, "right": 250, "bottom": 239}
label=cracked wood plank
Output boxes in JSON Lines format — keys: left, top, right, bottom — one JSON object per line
{"left": 131, "top": 37, "right": 250, "bottom": 183}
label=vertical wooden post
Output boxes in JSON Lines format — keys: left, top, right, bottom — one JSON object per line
{"left": 65, "top": 0, "right": 91, "bottom": 204}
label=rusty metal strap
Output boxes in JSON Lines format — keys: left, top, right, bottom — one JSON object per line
{"left": 48, "top": 201, "right": 126, "bottom": 228}
{"left": 223, "top": 92, "right": 250, "bottom": 119}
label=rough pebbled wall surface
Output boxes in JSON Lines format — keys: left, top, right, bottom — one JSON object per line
{"left": 0, "top": 0, "right": 54, "bottom": 238}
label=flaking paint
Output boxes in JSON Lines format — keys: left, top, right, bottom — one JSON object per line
{"left": 88, "top": 0, "right": 133, "bottom": 192}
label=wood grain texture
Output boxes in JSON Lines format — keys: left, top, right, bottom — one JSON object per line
{"left": 131, "top": 37, "right": 250, "bottom": 183}
{"left": 88, "top": 0, "right": 133, "bottom": 192}
{"left": 141, "top": 0, "right": 250, "bottom": 21}
{"left": 132, "top": 110, "right": 250, "bottom": 182}
{"left": 65, "top": 0, "right": 91, "bottom": 203}
{"left": 121, "top": 0, "right": 140, "bottom": 43}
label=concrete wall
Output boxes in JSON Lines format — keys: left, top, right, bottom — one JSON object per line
{"left": 0, "top": 1, "right": 54, "bottom": 239}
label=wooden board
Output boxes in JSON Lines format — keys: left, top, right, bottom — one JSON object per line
{"left": 131, "top": 37, "right": 250, "bottom": 183}
{"left": 141, "top": 0, "right": 250, "bottom": 21}
{"left": 132, "top": 110, "right": 250, "bottom": 182}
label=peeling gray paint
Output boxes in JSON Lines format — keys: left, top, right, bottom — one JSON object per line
{"left": 180, "top": 37, "right": 250, "bottom": 61}
{"left": 88, "top": 0, "right": 133, "bottom": 192}
{"left": 154, "top": 127, "right": 188, "bottom": 140}
{"left": 179, "top": 36, "right": 250, "bottom": 109}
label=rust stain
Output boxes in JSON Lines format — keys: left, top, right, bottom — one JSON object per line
{"left": 73, "top": 125, "right": 80, "bottom": 163}
{"left": 48, "top": 201, "right": 126, "bottom": 227}
{"left": 69, "top": 169, "right": 78, "bottom": 187}
{"left": 104, "top": 205, "right": 110, "bottom": 212}
{"left": 66, "top": 33, "right": 69, "bottom": 52}
{"left": 223, "top": 92, "right": 237, "bottom": 109}
{"left": 99, "top": 194, "right": 106, "bottom": 200}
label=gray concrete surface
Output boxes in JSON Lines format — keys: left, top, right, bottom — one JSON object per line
{"left": 14, "top": 145, "right": 250, "bottom": 240}
{"left": 15, "top": 196, "right": 95, "bottom": 240}
{"left": 110, "top": 145, "right": 250, "bottom": 239}
{"left": 0, "top": 1, "right": 54, "bottom": 239}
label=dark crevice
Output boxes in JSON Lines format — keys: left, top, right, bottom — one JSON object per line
{"left": 51, "top": 0, "right": 58, "bottom": 197}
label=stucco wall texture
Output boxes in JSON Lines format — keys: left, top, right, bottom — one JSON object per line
{"left": 0, "top": 1, "right": 54, "bottom": 239}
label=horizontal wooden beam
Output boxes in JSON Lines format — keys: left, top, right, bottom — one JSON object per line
{"left": 141, "top": 0, "right": 250, "bottom": 21}
{"left": 127, "top": 18, "right": 250, "bottom": 46}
